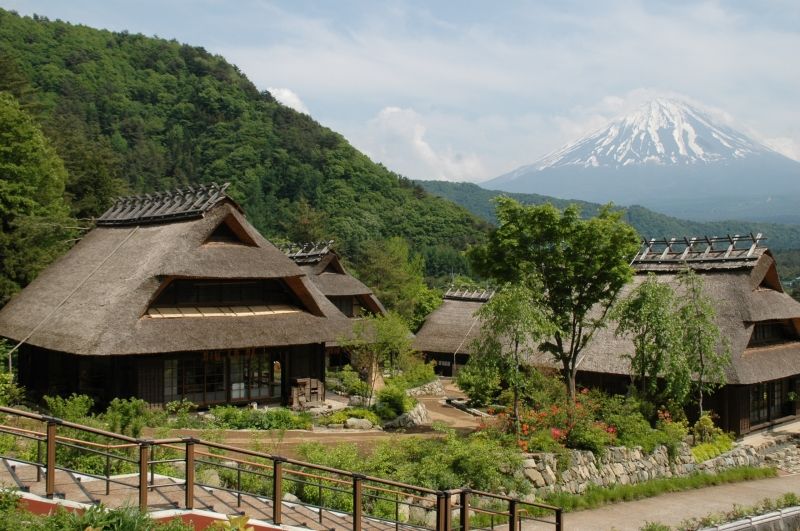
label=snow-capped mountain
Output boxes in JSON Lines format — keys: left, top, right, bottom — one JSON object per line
{"left": 485, "top": 98, "right": 800, "bottom": 223}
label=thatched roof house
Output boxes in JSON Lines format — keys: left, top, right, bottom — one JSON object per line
{"left": 0, "top": 183, "right": 350, "bottom": 407}
{"left": 284, "top": 242, "right": 385, "bottom": 318}
{"left": 414, "top": 235, "right": 800, "bottom": 435}
{"left": 413, "top": 287, "right": 495, "bottom": 376}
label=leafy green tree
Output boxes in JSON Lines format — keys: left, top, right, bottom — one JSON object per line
{"left": 677, "top": 268, "right": 730, "bottom": 416}
{"left": 0, "top": 92, "right": 72, "bottom": 305}
{"left": 354, "top": 237, "right": 441, "bottom": 329}
{"left": 613, "top": 274, "right": 691, "bottom": 405}
{"left": 472, "top": 282, "right": 552, "bottom": 435}
{"left": 339, "top": 312, "right": 415, "bottom": 400}
{"left": 469, "top": 197, "right": 640, "bottom": 399}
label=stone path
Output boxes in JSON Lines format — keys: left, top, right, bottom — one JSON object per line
{"left": 547, "top": 472, "right": 800, "bottom": 531}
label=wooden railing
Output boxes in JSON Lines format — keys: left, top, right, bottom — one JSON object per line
{"left": 0, "top": 406, "right": 562, "bottom": 530}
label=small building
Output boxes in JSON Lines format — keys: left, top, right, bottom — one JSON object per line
{"left": 414, "top": 235, "right": 800, "bottom": 435}
{"left": 413, "top": 287, "right": 494, "bottom": 376}
{"left": 0, "top": 184, "right": 350, "bottom": 408}
{"left": 284, "top": 241, "right": 385, "bottom": 318}
{"left": 285, "top": 242, "right": 386, "bottom": 369}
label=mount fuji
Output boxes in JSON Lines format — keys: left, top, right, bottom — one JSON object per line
{"left": 484, "top": 98, "right": 800, "bottom": 223}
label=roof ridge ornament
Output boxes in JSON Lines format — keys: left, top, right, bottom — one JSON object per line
{"left": 633, "top": 233, "right": 766, "bottom": 265}
{"left": 444, "top": 286, "right": 496, "bottom": 302}
{"left": 283, "top": 240, "right": 335, "bottom": 264}
{"left": 97, "top": 182, "right": 232, "bottom": 226}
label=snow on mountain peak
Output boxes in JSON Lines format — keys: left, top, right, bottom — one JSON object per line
{"left": 532, "top": 98, "right": 768, "bottom": 172}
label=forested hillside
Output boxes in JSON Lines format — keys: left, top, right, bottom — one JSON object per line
{"left": 0, "top": 9, "right": 487, "bottom": 305}
{"left": 420, "top": 180, "right": 800, "bottom": 250}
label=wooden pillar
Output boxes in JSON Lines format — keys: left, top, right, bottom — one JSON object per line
{"left": 459, "top": 490, "right": 470, "bottom": 531}
{"left": 139, "top": 442, "right": 150, "bottom": 511}
{"left": 436, "top": 491, "right": 451, "bottom": 531}
{"left": 272, "top": 458, "right": 283, "bottom": 524}
{"left": 45, "top": 420, "right": 58, "bottom": 498}
{"left": 184, "top": 439, "right": 195, "bottom": 509}
{"left": 352, "top": 474, "right": 363, "bottom": 531}
{"left": 508, "top": 499, "right": 518, "bottom": 531}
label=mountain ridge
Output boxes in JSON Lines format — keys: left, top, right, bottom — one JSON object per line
{"left": 419, "top": 179, "right": 800, "bottom": 251}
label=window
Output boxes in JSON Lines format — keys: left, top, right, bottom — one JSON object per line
{"left": 329, "top": 296, "right": 354, "bottom": 317}
{"left": 152, "top": 279, "right": 299, "bottom": 309}
{"left": 749, "top": 320, "right": 798, "bottom": 347}
{"left": 750, "top": 378, "right": 797, "bottom": 426}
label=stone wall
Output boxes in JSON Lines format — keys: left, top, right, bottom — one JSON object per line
{"left": 405, "top": 380, "right": 445, "bottom": 397}
{"left": 522, "top": 440, "right": 770, "bottom": 496}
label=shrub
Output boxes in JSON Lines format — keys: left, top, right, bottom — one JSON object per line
{"left": 43, "top": 393, "right": 94, "bottom": 421}
{"left": 318, "top": 407, "right": 381, "bottom": 426}
{"left": 388, "top": 358, "right": 437, "bottom": 390}
{"left": 375, "top": 385, "right": 415, "bottom": 420}
{"left": 691, "top": 432, "right": 734, "bottom": 462}
{"left": 327, "top": 365, "right": 370, "bottom": 397}
{"left": 210, "top": 406, "right": 312, "bottom": 430}
{"left": 692, "top": 413, "right": 723, "bottom": 444}
{"left": 456, "top": 355, "right": 503, "bottom": 406}
{"left": 104, "top": 397, "right": 149, "bottom": 437}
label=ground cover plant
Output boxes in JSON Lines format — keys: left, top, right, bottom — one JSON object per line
{"left": 544, "top": 466, "right": 776, "bottom": 513}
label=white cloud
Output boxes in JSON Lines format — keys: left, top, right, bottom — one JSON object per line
{"left": 354, "top": 107, "right": 487, "bottom": 182}
{"left": 764, "top": 137, "right": 800, "bottom": 161}
{"left": 266, "top": 87, "right": 309, "bottom": 114}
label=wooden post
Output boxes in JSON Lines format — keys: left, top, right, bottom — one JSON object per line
{"left": 459, "top": 490, "right": 470, "bottom": 531}
{"left": 45, "top": 420, "right": 57, "bottom": 498}
{"left": 352, "top": 474, "right": 363, "bottom": 531}
{"left": 508, "top": 499, "right": 517, "bottom": 531}
{"left": 272, "top": 458, "right": 283, "bottom": 525}
{"left": 436, "top": 491, "right": 451, "bottom": 531}
{"left": 139, "top": 442, "right": 150, "bottom": 511}
{"left": 555, "top": 507, "right": 563, "bottom": 531}
{"left": 184, "top": 439, "right": 195, "bottom": 510}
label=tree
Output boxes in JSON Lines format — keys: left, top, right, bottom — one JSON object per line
{"left": 339, "top": 312, "right": 415, "bottom": 401}
{"left": 354, "top": 237, "right": 441, "bottom": 330}
{"left": 613, "top": 274, "right": 691, "bottom": 406}
{"left": 0, "top": 92, "right": 72, "bottom": 306}
{"left": 677, "top": 268, "right": 730, "bottom": 416}
{"left": 469, "top": 198, "right": 640, "bottom": 399}
{"left": 472, "top": 282, "right": 552, "bottom": 435}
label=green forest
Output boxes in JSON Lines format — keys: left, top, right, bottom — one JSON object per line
{"left": 0, "top": 9, "right": 489, "bottom": 307}
{"left": 3, "top": 8, "right": 800, "bottom": 311}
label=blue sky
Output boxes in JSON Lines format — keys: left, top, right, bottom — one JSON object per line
{"left": 3, "top": 0, "right": 799, "bottom": 182}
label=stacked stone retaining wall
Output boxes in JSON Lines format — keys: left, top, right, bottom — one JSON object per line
{"left": 521, "top": 435, "right": 800, "bottom": 496}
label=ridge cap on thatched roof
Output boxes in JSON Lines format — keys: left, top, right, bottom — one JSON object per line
{"left": 97, "top": 182, "right": 237, "bottom": 226}
{"left": 633, "top": 234, "right": 767, "bottom": 272}
{"left": 443, "top": 286, "right": 495, "bottom": 302}
{"left": 283, "top": 241, "right": 335, "bottom": 265}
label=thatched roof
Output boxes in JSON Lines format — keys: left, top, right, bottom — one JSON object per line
{"left": 285, "top": 245, "right": 386, "bottom": 315}
{"left": 414, "top": 245, "right": 800, "bottom": 385}
{"left": 0, "top": 188, "right": 351, "bottom": 355}
{"left": 413, "top": 299, "right": 484, "bottom": 354}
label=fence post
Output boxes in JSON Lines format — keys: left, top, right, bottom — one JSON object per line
{"left": 437, "top": 491, "right": 451, "bottom": 531}
{"left": 272, "top": 458, "right": 284, "bottom": 525}
{"left": 459, "top": 490, "right": 470, "bottom": 531}
{"left": 555, "top": 507, "right": 563, "bottom": 531}
{"left": 45, "top": 419, "right": 58, "bottom": 498}
{"left": 352, "top": 473, "right": 364, "bottom": 531}
{"left": 36, "top": 439, "right": 42, "bottom": 483}
{"left": 508, "top": 499, "right": 517, "bottom": 531}
{"left": 138, "top": 441, "right": 150, "bottom": 511}
{"left": 184, "top": 439, "right": 195, "bottom": 510}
